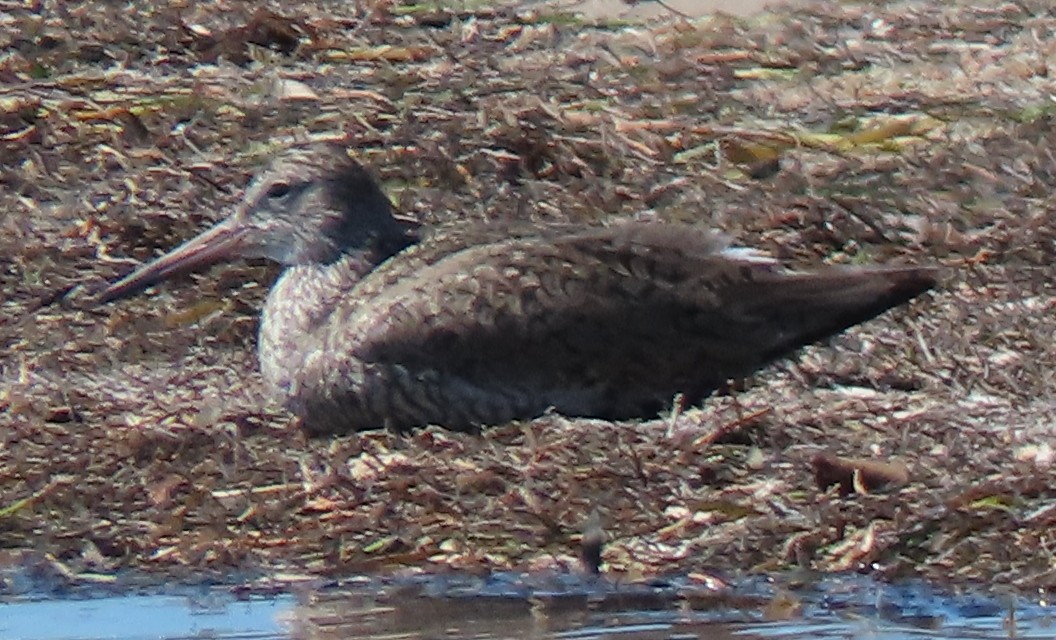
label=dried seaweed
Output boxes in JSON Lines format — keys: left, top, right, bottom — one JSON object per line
{"left": 3, "top": 0, "right": 1056, "bottom": 591}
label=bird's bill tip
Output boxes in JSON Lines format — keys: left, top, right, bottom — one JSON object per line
{"left": 98, "top": 219, "right": 249, "bottom": 303}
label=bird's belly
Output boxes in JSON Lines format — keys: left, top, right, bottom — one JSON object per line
{"left": 290, "top": 358, "right": 550, "bottom": 434}
{"left": 287, "top": 348, "right": 686, "bottom": 434}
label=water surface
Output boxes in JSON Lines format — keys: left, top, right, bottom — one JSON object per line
{"left": 2, "top": 574, "right": 1051, "bottom": 640}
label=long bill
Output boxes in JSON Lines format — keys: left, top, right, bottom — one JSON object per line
{"left": 99, "top": 218, "right": 250, "bottom": 303}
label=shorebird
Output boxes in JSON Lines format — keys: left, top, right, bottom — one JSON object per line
{"left": 101, "top": 144, "right": 937, "bottom": 434}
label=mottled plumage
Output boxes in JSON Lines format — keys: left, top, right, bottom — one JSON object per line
{"left": 101, "top": 144, "right": 937, "bottom": 434}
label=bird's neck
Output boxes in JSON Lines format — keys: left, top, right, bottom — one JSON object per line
{"left": 257, "top": 253, "right": 374, "bottom": 400}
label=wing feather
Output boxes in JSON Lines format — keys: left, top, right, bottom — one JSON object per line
{"left": 320, "top": 221, "right": 934, "bottom": 419}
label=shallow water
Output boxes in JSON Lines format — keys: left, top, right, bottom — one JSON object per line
{"left": 1, "top": 591, "right": 295, "bottom": 640}
{"left": 2, "top": 574, "right": 1052, "bottom": 640}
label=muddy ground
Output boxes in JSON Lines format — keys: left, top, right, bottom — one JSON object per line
{"left": 3, "top": 0, "right": 1056, "bottom": 592}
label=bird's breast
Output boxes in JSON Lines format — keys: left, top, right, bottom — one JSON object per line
{"left": 257, "top": 259, "right": 368, "bottom": 404}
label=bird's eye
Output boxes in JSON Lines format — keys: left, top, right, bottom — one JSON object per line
{"left": 266, "top": 182, "right": 291, "bottom": 198}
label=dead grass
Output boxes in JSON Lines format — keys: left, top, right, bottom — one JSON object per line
{"left": 3, "top": 0, "right": 1056, "bottom": 592}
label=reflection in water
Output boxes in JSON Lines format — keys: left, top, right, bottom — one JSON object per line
{"left": 1, "top": 574, "right": 1053, "bottom": 640}
{"left": 293, "top": 574, "right": 752, "bottom": 640}
{"left": 288, "top": 573, "right": 1050, "bottom": 640}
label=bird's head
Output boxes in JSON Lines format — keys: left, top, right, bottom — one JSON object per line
{"left": 99, "top": 143, "right": 417, "bottom": 302}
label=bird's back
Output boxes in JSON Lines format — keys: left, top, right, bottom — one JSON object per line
{"left": 275, "top": 221, "right": 936, "bottom": 433}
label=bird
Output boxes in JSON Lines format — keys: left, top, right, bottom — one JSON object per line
{"left": 100, "top": 143, "right": 938, "bottom": 435}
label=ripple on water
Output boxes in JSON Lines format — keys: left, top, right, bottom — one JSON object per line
{"left": 0, "top": 573, "right": 1052, "bottom": 640}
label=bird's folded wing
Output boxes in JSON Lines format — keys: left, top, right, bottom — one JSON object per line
{"left": 327, "top": 222, "right": 935, "bottom": 392}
